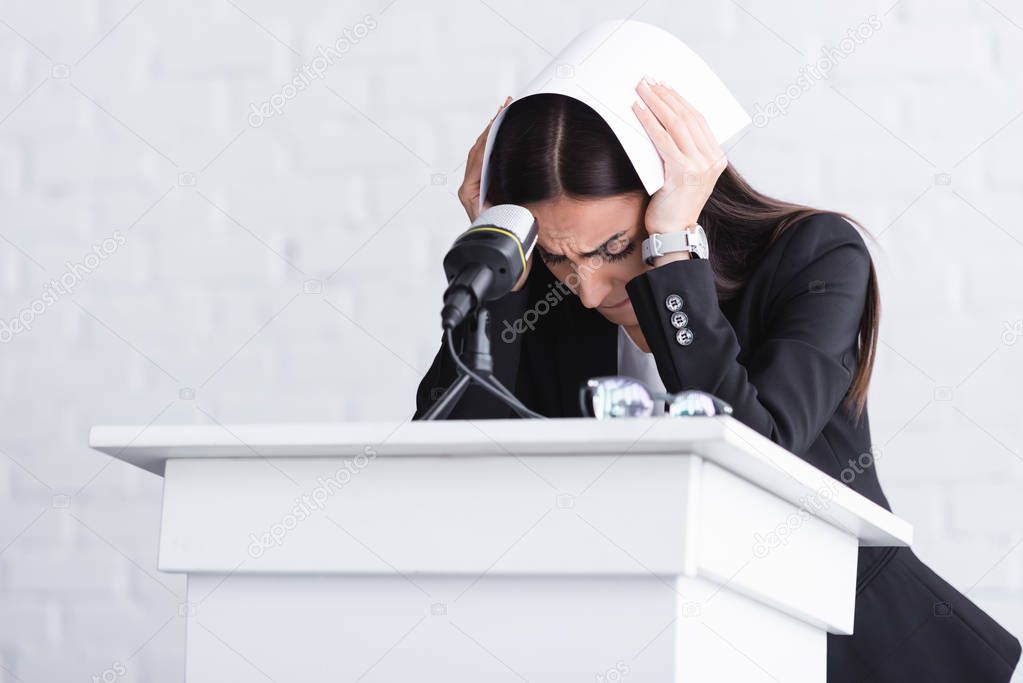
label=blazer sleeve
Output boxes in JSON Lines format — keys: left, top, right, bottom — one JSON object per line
{"left": 624, "top": 213, "right": 871, "bottom": 455}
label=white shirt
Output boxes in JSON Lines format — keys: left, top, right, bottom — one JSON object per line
{"left": 617, "top": 325, "right": 667, "bottom": 415}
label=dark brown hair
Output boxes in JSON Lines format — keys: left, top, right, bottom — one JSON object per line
{"left": 485, "top": 93, "right": 878, "bottom": 421}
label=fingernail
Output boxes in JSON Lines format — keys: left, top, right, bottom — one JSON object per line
{"left": 634, "top": 99, "right": 647, "bottom": 111}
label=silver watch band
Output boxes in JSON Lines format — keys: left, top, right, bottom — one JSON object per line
{"left": 642, "top": 227, "right": 705, "bottom": 265}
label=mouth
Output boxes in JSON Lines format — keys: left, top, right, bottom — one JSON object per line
{"left": 600, "top": 297, "right": 631, "bottom": 310}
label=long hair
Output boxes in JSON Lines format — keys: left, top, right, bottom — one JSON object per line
{"left": 484, "top": 93, "right": 879, "bottom": 421}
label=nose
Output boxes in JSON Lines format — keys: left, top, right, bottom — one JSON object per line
{"left": 574, "top": 270, "right": 614, "bottom": 309}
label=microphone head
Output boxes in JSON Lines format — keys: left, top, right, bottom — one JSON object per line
{"left": 443, "top": 204, "right": 538, "bottom": 297}
{"left": 471, "top": 204, "right": 538, "bottom": 260}
{"left": 440, "top": 204, "right": 538, "bottom": 328}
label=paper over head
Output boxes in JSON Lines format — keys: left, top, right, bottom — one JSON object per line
{"left": 479, "top": 20, "right": 750, "bottom": 211}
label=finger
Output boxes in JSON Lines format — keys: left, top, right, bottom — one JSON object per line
{"left": 636, "top": 78, "right": 702, "bottom": 162}
{"left": 655, "top": 83, "right": 726, "bottom": 166}
{"left": 463, "top": 138, "right": 485, "bottom": 185}
{"left": 488, "top": 96, "right": 513, "bottom": 127}
{"left": 468, "top": 97, "right": 510, "bottom": 158}
{"left": 632, "top": 98, "right": 686, "bottom": 170}
{"left": 654, "top": 83, "right": 722, "bottom": 162}
{"left": 468, "top": 97, "right": 512, "bottom": 167}
{"left": 652, "top": 82, "right": 711, "bottom": 162}
{"left": 461, "top": 96, "right": 513, "bottom": 210}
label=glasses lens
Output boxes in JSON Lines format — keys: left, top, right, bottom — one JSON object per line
{"left": 666, "top": 391, "right": 733, "bottom": 417}
{"left": 580, "top": 377, "right": 655, "bottom": 419}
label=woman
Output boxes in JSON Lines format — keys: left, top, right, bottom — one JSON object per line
{"left": 413, "top": 79, "right": 1021, "bottom": 681}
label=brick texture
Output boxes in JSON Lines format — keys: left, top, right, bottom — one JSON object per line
{"left": 0, "top": 1, "right": 1020, "bottom": 680}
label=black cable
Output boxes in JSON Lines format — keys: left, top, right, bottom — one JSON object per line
{"left": 444, "top": 328, "right": 543, "bottom": 419}
{"left": 484, "top": 375, "right": 540, "bottom": 419}
{"left": 444, "top": 328, "right": 546, "bottom": 419}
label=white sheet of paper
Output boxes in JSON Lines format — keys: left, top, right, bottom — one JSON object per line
{"left": 479, "top": 20, "right": 751, "bottom": 210}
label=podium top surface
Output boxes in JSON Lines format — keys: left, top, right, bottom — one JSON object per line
{"left": 89, "top": 416, "right": 912, "bottom": 546}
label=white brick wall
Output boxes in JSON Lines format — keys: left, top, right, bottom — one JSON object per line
{"left": 1, "top": 1, "right": 1020, "bottom": 680}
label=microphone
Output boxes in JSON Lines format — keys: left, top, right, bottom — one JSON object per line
{"left": 440, "top": 204, "right": 538, "bottom": 330}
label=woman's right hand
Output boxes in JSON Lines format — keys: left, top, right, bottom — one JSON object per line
{"left": 457, "top": 95, "right": 532, "bottom": 292}
{"left": 458, "top": 95, "right": 512, "bottom": 223}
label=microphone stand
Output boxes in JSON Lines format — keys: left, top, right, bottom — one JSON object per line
{"left": 421, "top": 306, "right": 540, "bottom": 420}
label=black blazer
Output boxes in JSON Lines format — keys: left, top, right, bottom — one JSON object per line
{"left": 413, "top": 212, "right": 1021, "bottom": 681}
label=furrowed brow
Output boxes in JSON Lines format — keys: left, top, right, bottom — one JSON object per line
{"left": 537, "top": 230, "right": 630, "bottom": 260}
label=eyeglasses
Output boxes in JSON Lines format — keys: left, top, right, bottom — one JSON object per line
{"left": 579, "top": 376, "right": 734, "bottom": 419}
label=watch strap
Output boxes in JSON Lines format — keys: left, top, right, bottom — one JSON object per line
{"left": 642, "top": 227, "right": 705, "bottom": 265}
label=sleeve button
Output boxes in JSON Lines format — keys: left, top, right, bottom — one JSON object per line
{"left": 675, "top": 327, "right": 694, "bottom": 346}
{"left": 665, "top": 294, "right": 684, "bottom": 311}
{"left": 670, "top": 311, "right": 689, "bottom": 329}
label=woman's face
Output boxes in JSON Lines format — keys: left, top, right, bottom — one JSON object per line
{"left": 525, "top": 193, "right": 649, "bottom": 326}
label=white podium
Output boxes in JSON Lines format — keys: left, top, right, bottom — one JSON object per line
{"left": 89, "top": 417, "right": 911, "bottom": 682}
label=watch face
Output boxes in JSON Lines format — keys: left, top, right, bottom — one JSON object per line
{"left": 692, "top": 224, "right": 709, "bottom": 259}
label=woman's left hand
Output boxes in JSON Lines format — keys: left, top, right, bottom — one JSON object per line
{"left": 632, "top": 76, "right": 728, "bottom": 236}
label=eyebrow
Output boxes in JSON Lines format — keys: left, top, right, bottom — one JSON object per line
{"left": 536, "top": 230, "right": 629, "bottom": 259}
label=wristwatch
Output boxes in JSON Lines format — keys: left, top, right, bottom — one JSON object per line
{"left": 642, "top": 223, "right": 709, "bottom": 264}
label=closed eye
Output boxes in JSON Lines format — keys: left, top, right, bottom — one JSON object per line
{"left": 537, "top": 248, "right": 568, "bottom": 265}
{"left": 536, "top": 231, "right": 636, "bottom": 266}
{"left": 601, "top": 239, "right": 636, "bottom": 262}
